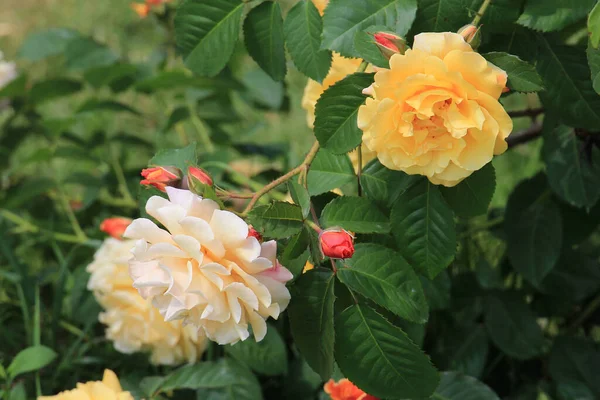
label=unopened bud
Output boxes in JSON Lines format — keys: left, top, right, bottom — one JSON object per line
{"left": 130, "top": 2, "right": 150, "bottom": 18}
{"left": 184, "top": 166, "right": 214, "bottom": 195}
{"left": 372, "top": 32, "right": 406, "bottom": 60}
{"left": 140, "top": 166, "right": 181, "bottom": 192}
{"left": 248, "top": 225, "right": 262, "bottom": 241}
{"left": 458, "top": 24, "right": 482, "bottom": 49}
{"left": 319, "top": 228, "right": 355, "bottom": 259}
{"left": 100, "top": 217, "right": 133, "bottom": 239}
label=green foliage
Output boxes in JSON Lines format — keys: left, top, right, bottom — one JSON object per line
{"left": 441, "top": 163, "right": 496, "bottom": 218}
{"left": 517, "top": 0, "right": 596, "bottom": 32}
{"left": 589, "top": 1, "right": 600, "bottom": 48}
{"left": 307, "top": 149, "right": 355, "bottom": 195}
{"left": 225, "top": 326, "right": 288, "bottom": 376}
{"left": 247, "top": 202, "right": 304, "bottom": 239}
{"left": 432, "top": 372, "right": 500, "bottom": 399}
{"left": 321, "top": 196, "right": 390, "bottom": 233}
{"left": 483, "top": 52, "right": 543, "bottom": 92}
{"left": 7, "top": 346, "right": 57, "bottom": 379}
{"left": 353, "top": 26, "right": 393, "bottom": 68}
{"left": 412, "top": 0, "right": 471, "bottom": 32}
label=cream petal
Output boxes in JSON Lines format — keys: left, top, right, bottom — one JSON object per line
{"left": 210, "top": 210, "right": 249, "bottom": 246}
{"left": 172, "top": 235, "right": 204, "bottom": 263}
{"left": 246, "top": 308, "right": 267, "bottom": 342}
{"left": 225, "top": 282, "right": 260, "bottom": 310}
{"left": 179, "top": 216, "right": 215, "bottom": 243}
{"left": 166, "top": 186, "right": 197, "bottom": 209}
{"left": 146, "top": 242, "right": 188, "bottom": 260}
{"left": 189, "top": 197, "right": 220, "bottom": 221}
{"left": 145, "top": 196, "right": 172, "bottom": 221}
{"left": 124, "top": 218, "right": 172, "bottom": 244}
{"left": 235, "top": 237, "right": 262, "bottom": 262}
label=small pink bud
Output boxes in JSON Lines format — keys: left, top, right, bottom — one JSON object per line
{"left": 100, "top": 217, "right": 133, "bottom": 239}
{"left": 140, "top": 166, "right": 181, "bottom": 192}
{"left": 248, "top": 226, "right": 263, "bottom": 241}
{"left": 372, "top": 32, "right": 406, "bottom": 60}
{"left": 187, "top": 166, "right": 213, "bottom": 187}
{"left": 458, "top": 24, "right": 482, "bottom": 48}
{"left": 319, "top": 228, "right": 355, "bottom": 259}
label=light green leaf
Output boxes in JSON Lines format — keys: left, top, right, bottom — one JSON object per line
{"left": 549, "top": 336, "right": 600, "bottom": 397}
{"left": 30, "top": 78, "right": 82, "bottom": 105}
{"left": 353, "top": 26, "right": 392, "bottom": 68}
{"left": 360, "top": 159, "right": 421, "bottom": 208}
{"left": 517, "top": 0, "right": 596, "bottom": 32}
{"left": 321, "top": 196, "right": 389, "bottom": 233}
{"left": 64, "top": 37, "right": 118, "bottom": 69}
{"left": 339, "top": 243, "right": 428, "bottom": 323}
{"left": 335, "top": 304, "right": 439, "bottom": 399}
{"left": 430, "top": 371, "right": 500, "bottom": 399}
{"left": 505, "top": 174, "right": 562, "bottom": 287}
{"left": 149, "top": 143, "right": 197, "bottom": 172}
{"left": 412, "top": 0, "right": 471, "bottom": 32}
{"left": 244, "top": 1, "right": 286, "bottom": 81}
{"left": 589, "top": 1, "right": 600, "bottom": 48}
{"left": 391, "top": 179, "right": 456, "bottom": 279}
{"left": 83, "top": 63, "right": 138, "bottom": 90}
{"left": 483, "top": 52, "right": 543, "bottom": 92}
{"left": 0, "top": 75, "right": 28, "bottom": 99}
{"left": 440, "top": 164, "right": 495, "bottom": 218}
{"left": 484, "top": 293, "right": 545, "bottom": 360}
{"left": 322, "top": 0, "right": 417, "bottom": 58}
{"left": 7, "top": 345, "right": 57, "bottom": 378}
{"left": 314, "top": 72, "right": 374, "bottom": 154}
{"left": 587, "top": 38, "right": 600, "bottom": 95}
{"left": 175, "top": 0, "right": 244, "bottom": 77}
{"left": 7, "top": 382, "right": 26, "bottom": 400}
{"left": 289, "top": 180, "right": 311, "bottom": 219}
{"left": 284, "top": 0, "right": 332, "bottom": 82}
{"left": 543, "top": 125, "right": 600, "bottom": 208}
{"left": 247, "top": 202, "right": 304, "bottom": 239}
{"left": 288, "top": 268, "right": 336, "bottom": 380}
{"left": 225, "top": 326, "right": 288, "bottom": 376}
{"left": 307, "top": 149, "right": 355, "bottom": 196}
{"left": 18, "top": 28, "right": 79, "bottom": 61}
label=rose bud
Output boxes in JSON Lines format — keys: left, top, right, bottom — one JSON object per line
{"left": 100, "top": 217, "right": 133, "bottom": 239}
{"left": 140, "top": 166, "right": 181, "bottom": 192}
{"left": 130, "top": 2, "right": 150, "bottom": 18}
{"left": 458, "top": 24, "right": 482, "bottom": 49}
{"left": 372, "top": 32, "right": 406, "bottom": 59}
{"left": 248, "top": 225, "right": 262, "bottom": 241}
{"left": 319, "top": 228, "right": 355, "bottom": 259}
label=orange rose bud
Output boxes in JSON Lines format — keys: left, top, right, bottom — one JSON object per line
{"left": 188, "top": 166, "right": 213, "bottom": 187}
{"left": 100, "top": 217, "right": 133, "bottom": 239}
{"left": 324, "top": 379, "right": 378, "bottom": 400}
{"left": 458, "top": 24, "right": 482, "bottom": 48}
{"left": 372, "top": 32, "right": 406, "bottom": 59}
{"left": 248, "top": 225, "right": 262, "bottom": 241}
{"left": 319, "top": 228, "right": 354, "bottom": 259}
{"left": 140, "top": 166, "right": 181, "bottom": 192}
{"left": 131, "top": 2, "right": 150, "bottom": 17}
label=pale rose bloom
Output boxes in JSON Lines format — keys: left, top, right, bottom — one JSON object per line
{"left": 87, "top": 238, "right": 207, "bottom": 365}
{"left": 358, "top": 32, "right": 513, "bottom": 187}
{"left": 124, "top": 187, "right": 292, "bottom": 345}
{"left": 0, "top": 51, "right": 17, "bottom": 90}
{"left": 38, "top": 369, "right": 133, "bottom": 400}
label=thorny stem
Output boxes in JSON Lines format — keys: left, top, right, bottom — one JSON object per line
{"left": 305, "top": 220, "right": 322, "bottom": 234}
{"left": 472, "top": 0, "right": 493, "bottom": 26}
{"left": 241, "top": 142, "right": 320, "bottom": 215}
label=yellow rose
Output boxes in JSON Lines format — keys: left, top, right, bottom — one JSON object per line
{"left": 358, "top": 32, "right": 513, "bottom": 187}
{"left": 302, "top": 53, "right": 376, "bottom": 171}
{"left": 312, "top": 0, "right": 328, "bottom": 15}
{"left": 38, "top": 369, "right": 133, "bottom": 400}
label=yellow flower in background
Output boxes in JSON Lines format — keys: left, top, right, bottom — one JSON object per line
{"left": 38, "top": 369, "right": 133, "bottom": 400}
{"left": 302, "top": 260, "right": 315, "bottom": 273}
{"left": 312, "top": 0, "right": 328, "bottom": 15}
{"left": 87, "top": 238, "right": 207, "bottom": 365}
{"left": 358, "top": 32, "right": 512, "bottom": 187}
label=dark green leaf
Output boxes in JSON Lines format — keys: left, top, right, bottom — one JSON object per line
{"left": 64, "top": 37, "right": 118, "bottom": 69}
{"left": 361, "top": 159, "right": 421, "bottom": 208}
{"left": 391, "top": 179, "right": 456, "bottom": 279}
{"left": 322, "top": 0, "right": 417, "bottom": 58}
{"left": 335, "top": 304, "right": 439, "bottom": 398}
{"left": 83, "top": 63, "right": 138, "bottom": 89}
{"left": 289, "top": 180, "right": 311, "bottom": 219}
{"left": 77, "top": 99, "right": 141, "bottom": 115}
{"left": 556, "top": 381, "right": 596, "bottom": 400}
{"left": 18, "top": 28, "right": 79, "bottom": 61}
{"left": 282, "top": 228, "right": 311, "bottom": 263}
{"left": 587, "top": 39, "right": 600, "bottom": 95}
{"left": 539, "top": 249, "right": 600, "bottom": 303}
{"left": 339, "top": 243, "right": 428, "bottom": 323}
{"left": 314, "top": 73, "right": 374, "bottom": 154}
{"left": 149, "top": 143, "right": 197, "bottom": 171}
{"left": 288, "top": 268, "right": 336, "bottom": 380}
{"left": 0, "top": 74, "right": 28, "bottom": 99}
{"left": 441, "top": 163, "right": 496, "bottom": 218}
{"left": 549, "top": 336, "right": 600, "bottom": 397}
{"left": 420, "top": 271, "right": 451, "bottom": 311}
{"left": 431, "top": 371, "right": 500, "bottom": 399}
{"left": 284, "top": 0, "right": 332, "bottom": 82}
{"left": 244, "top": 1, "right": 286, "bottom": 81}
{"left": 225, "top": 326, "right": 288, "bottom": 376}
{"left": 439, "top": 325, "right": 489, "bottom": 379}
{"left": 7, "top": 346, "right": 57, "bottom": 378}
{"left": 483, "top": 52, "right": 543, "bottom": 92}
{"left": 307, "top": 149, "right": 355, "bottom": 196}
{"left": 353, "top": 26, "right": 392, "bottom": 68}
{"left": 505, "top": 174, "right": 562, "bottom": 287}
{"left": 412, "top": 0, "right": 471, "bottom": 32}
{"left": 321, "top": 196, "right": 389, "bottom": 233}
{"left": 484, "top": 293, "right": 545, "bottom": 360}
{"left": 175, "top": 0, "right": 244, "bottom": 77}
{"left": 30, "top": 78, "right": 82, "bottom": 105}
{"left": 517, "top": 0, "right": 595, "bottom": 32}
{"left": 247, "top": 202, "right": 304, "bottom": 239}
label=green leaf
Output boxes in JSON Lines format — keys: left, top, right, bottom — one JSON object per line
{"left": 322, "top": 0, "right": 417, "bottom": 58}
{"left": 589, "top": 1, "right": 600, "bottom": 48}
{"left": 0, "top": 74, "right": 27, "bottom": 100}
{"left": 412, "top": 0, "right": 471, "bottom": 32}
{"left": 441, "top": 325, "right": 489, "bottom": 379}
{"left": 64, "top": 37, "right": 119, "bottom": 70}
{"left": 531, "top": 33, "right": 600, "bottom": 130}
{"left": 149, "top": 143, "right": 197, "bottom": 172}
{"left": 314, "top": 72, "right": 374, "bottom": 154}
{"left": 391, "top": 179, "right": 456, "bottom": 279}
{"left": 289, "top": 180, "right": 311, "bottom": 219}
{"left": 517, "top": 0, "right": 596, "bottom": 32}
{"left": 353, "top": 26, "right": 393, "bottom": 68}
{"left": 431, "top": 372, "right": 500, "bottom": 399}
{"left": 247, "top": 202, "right": 304, "bottom": 239}
{"left": 420, "top": 271, "right": 451, "bottom": 311}
{"left": 288, "top": 268, "right": 336, "bottom": 380}
{"left": 440, "top": 164, "right": 495, "bottom": 218}
{"left": 484, "top": 293, "right": 545, "bottom": 360}
{"left": 282, "top": 228, "right": 311, "bottom": 264}
{"left": 321, "top": 196, "right": 389, "bottom": 233}
{"left": 556, "top": 381, "right": 595, "bottom": 400}
{"left": 335, "top": 304, "right": 439, "bottom": 399}
{"left": 339, "top": 243, "right": 428, "bottom": 323}
{"left": 307, "top": 149, "right": 355, "bottom": 196}
{"left": 7, "top": 345, "right": 57, "bottom": 378}
{"left": 361, "top": 159, "right": 421, "bottom": 208}
{"left": 244, "top": 1, "right": 286, "bottom": 81}
{"left": 225, "top": 326, "right": 288, "bottom": 376}
{"left": 18, "top": 28, "right": 79, "bottom": 61}
{"left": 77, "top": 99, "right": 141, "bottom": 115}
{"left": 83, "top": 63, "right": 138, "bottom": 89}
{"left": 505, "top": 174, "right": 562, "bottom": 287}
{"left": 468, "top": 0, "right": 524, "bottom": 33}
{"left": 483, "top": 52, "right": 543, "bottom": 93}
{"left": 283, "top": 0, "right": 332, "bottom": 82}
{"left": 587, "top": 39, "right": 600, "bottom": 95}
{"left": 543, "top": 125, "right": 600, "bottom": 208}
{"left": 175, "top": 0, "right": 244, "bottom": 77}
{"left": 549, "top": 336, "right": 600, "bottom": 397}
{"left": 7, "top": 382, "right": 26, "bottom": 400}
{"left": 30, "top": 78, "right": 82, "bottom": 105}
{"left": 540, "top": 249, "right": 600, "bottom": 303}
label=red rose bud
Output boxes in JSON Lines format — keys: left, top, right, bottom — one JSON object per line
{"left": 140, "top": 166, "right": 181, "bottom": 192}
{"left": 373, "top": 32, "right": 406, "bottom": 59}
{"left": 100, "top": 217, "right": 133, "bottom": 239}
{"left": 319, "top": 228, "right": 355, "bottom": 259}
{"left": 248, "top": 226, "right": 262, "bottom": 241}
{"left": 458, "top": 24, "right": 482, "bottom": 49}
{"left": 188, "top": 166, "right": 213, "bottom": 187}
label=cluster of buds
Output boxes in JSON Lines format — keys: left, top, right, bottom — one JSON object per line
{"left": 130, "top": 0, "right": 171, "bottom": 18}
{"left": 140, "top": 165, "right": 214, "bottom": 195}
{"left": 372, "top": 31, "right": 406, "bottom": 60}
